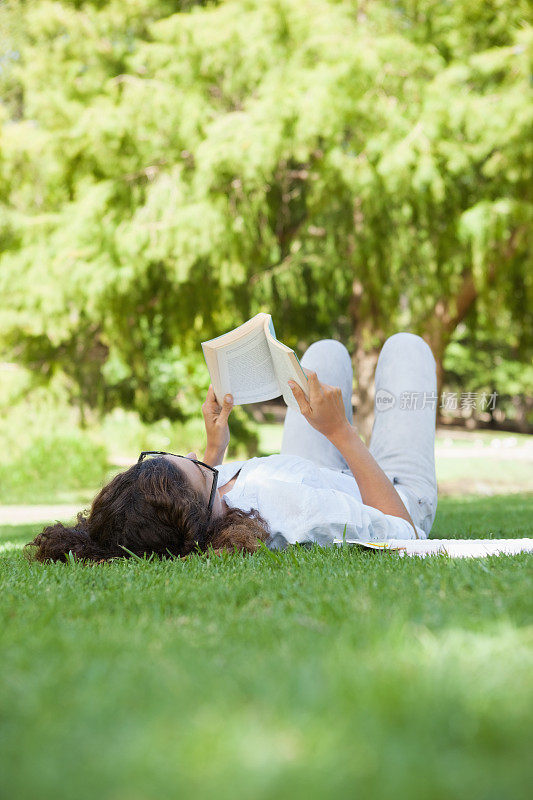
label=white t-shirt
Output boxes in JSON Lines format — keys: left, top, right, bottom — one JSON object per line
{"left": 215, "top": 454, "right": 425, "bottom": 548}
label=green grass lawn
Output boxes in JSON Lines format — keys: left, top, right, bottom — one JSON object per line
{"left": 1, "top": 494, "right": 532, "bottom": 800}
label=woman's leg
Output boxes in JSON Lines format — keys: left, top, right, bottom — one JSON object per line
{"left": 280, "top": 339, "right": 353, "bottom": 470}
{"left": 368, "top": 332, "right": 438, "bottom": 536}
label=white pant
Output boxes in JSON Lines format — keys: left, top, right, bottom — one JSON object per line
{"left": 280, "top": 334, "right": 438, "bottom": 536}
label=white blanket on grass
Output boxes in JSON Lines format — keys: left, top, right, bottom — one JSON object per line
{"left": 333, "top": 538, "right": 533, "bottom": 558}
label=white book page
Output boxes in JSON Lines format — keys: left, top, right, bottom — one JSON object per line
{"left": 269, "top": 348, "right": 301, "bottom": 411}
{"left": 332, "top": 539, "right": 533, "bottom": 558}
{"left": 265, "top": 322, "right": 309, "bottom": 412}
{"left": 218, "top": 327, "right": 281, "bottom": 404}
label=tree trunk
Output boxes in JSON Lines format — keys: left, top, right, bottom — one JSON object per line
{"left": 352, "top": 340, "right": 380, "bottom": 445}
{"left": 421, "top": 297, "right": 452, "bottom": 404}
{"left": 421, "top": 227, "right": 525, "bottom": 412}
{"left": 421, "top": 272, "right": 487, "bottom": 418}
{"left": 350, "top": 230, "right": 523, "bottom": 439}
{"left": 349, "top": 278, "right": 382, "bottom": 445}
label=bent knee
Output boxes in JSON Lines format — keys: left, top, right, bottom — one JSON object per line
{"left": 302, "top": 339, "right": 351, "bottom": 364}
{"left": 381, "top": 332, "right": 436, "bottom": 366}
{"left": 301, "top": 339, "right": 352, "bottom": 385}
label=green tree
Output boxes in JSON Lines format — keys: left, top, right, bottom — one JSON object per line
{"left": 1, "top": 0, "right": 531, "bottom": 437}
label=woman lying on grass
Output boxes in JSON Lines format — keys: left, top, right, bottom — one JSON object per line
{"left": 28, "top": 334, "right": 438, "bottom": 562}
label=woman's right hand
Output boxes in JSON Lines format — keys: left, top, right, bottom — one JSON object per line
{"left": 288, "top": 368, "right": 351, "bottom": 441}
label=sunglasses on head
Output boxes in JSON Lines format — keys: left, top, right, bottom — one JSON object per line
{"left": 137, "top": 451, "right": 219, "bottom": 517}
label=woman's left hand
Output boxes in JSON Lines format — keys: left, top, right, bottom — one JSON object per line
{"left": 202, "top": 385, "right": 234, "bottom": 456}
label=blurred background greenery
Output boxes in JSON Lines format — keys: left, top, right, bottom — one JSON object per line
{"left": 1, "top": 6, "right": 532, "bottom": 800}
{"left": 0, "top": 0, "right": 532, "bottom": 502}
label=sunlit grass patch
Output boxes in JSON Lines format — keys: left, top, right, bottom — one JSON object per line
{"left": 0, "top": 493, "right": 531, "bottom": 799}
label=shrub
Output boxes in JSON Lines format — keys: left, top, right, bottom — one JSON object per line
{"left": 0, "top": 432, "right": 108, "bottom": 503}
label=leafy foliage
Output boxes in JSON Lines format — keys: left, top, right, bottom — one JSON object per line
{"left": 0, "top": 430, "right": 108, "bottom": 503}
{"left": 1, "top": 0, "right": 531, "bottom": 425}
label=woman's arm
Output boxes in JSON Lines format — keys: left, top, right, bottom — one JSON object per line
{"left": 201, "top": 386, "right": 234, "bottom": 466}
{"left": 327, "top": 423, "right": 416, "bottom": 534}
{"left": 202, "top": 444, "right": 228, "bottom": 467}
{"left": 288, "top": 371, "right": 417, "bottom": 536}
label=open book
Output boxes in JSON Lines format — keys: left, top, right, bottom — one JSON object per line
{"left": 201, "top": 313, "right": 309, "bottom": 411}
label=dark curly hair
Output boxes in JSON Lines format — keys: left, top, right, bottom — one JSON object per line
{"left": 26, "top": 456, "right": 270, "bottom": 563}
